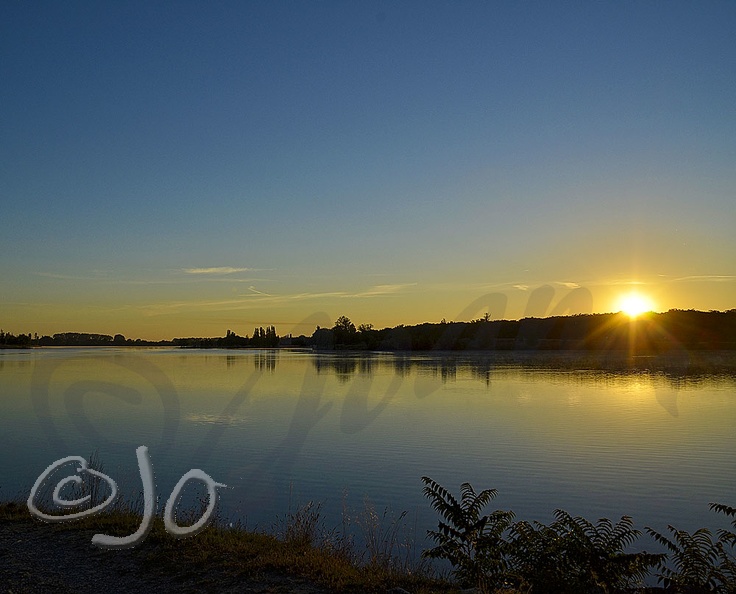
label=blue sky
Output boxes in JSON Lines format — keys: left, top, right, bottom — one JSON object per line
{"left": 1, "top": 1, "right": 734, "bottom": 339}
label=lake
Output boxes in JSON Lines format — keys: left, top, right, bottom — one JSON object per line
{"left": 1, "top": 347, "right": 734, "bottom": 550}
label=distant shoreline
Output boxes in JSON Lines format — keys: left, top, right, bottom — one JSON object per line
{"left": 3, "top": 310, "right": 735, "bottom": 353}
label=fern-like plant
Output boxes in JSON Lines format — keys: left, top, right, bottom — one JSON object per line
{"left": 506, "top": 511, "right": 660, "bottom": 594}
{"left": 507, "top": 517, "right": 575, "bottom": 593}
{"left": 552, "top": 511, "right": 663, "bottom": 593}
{"left": 646, "top": 502, "right": 736, "bottom": 594}
{"left": 710, "top": 502, "right": 736, "bottom": 548}
{"left": 420, "top": 476, "right": 514, "bottom": 592}
{"left": 710, "top": 502, "right": 736, "bottom": 593}
{"left": 646, "top": 525, "right": 727, "bottom": 593}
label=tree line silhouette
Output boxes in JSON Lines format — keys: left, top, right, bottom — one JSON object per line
{"left": 2, "top": 309, "right": 734, "bottom": 352}
{"left": 308, "top": 309, "right": 736, "bottom": 353}
{"left": 172, "top": 326, "right": 279, "bottom": 348}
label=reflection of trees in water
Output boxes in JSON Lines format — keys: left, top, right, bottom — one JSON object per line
{"left": 254, "top": 351, "right": 277, "bottom": 372}
{"left": 311, "top": 357, "right": 326, "bottom": 375}
{"left": 310, "top": 354, "right": 490, "bottom": 385}
{"left": 391, "top": 355, "right": 413, "bottom": 377}
{"left": 357, "top": 357, "right": 373, "bottom": 376}
{"left": 333, "top": 358, "right": 357, "bottom": 383}
{"left": 438, "top": 359, "right": 457, "bottom": 383}
{"left": 224, "top": 351, "right": 278, "bottom": 372}
{"left": 0, "top": 357, "right": 31, "bottom": 370}
{"left": 309, "top": 354, "right": 484, "bottom": 385}
{"left": 663, "top": 374, "right": 731, "bottom": 389}
{"left": 394, "top": 356, "right": 480, "bottom": 385}
{"left": 309, "top": 351, "right": 735, "bottom": 392}
{"left": 311, "top": 355, "right": 369, "bottom": 383}
{"left": 468, "top": 359, "right": 494, "bottom": 386}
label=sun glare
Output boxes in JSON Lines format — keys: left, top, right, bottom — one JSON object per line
{"left": 617, "top": 293, "right": 655, "bottom": 319}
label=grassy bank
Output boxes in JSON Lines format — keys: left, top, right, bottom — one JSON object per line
{"left": 5, "top": 475, "right": 735, "bottom": 593}
{"left": 1, "top": 498, "right": 454, "bottom": 594}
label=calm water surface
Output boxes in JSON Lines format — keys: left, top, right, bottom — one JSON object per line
{"left": 1, "top": 347, "right": 734, "bottom": 542}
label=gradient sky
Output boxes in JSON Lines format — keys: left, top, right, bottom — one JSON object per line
{"left": 2, "top": 1, "right": 735, "bottom": 340}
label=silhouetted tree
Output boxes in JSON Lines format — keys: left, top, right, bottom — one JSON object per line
{"left": 333, "top": 315, "right": 357, "bottom": 346}
{"left": 312, "top": 327, "right": 335, "bottom": 350}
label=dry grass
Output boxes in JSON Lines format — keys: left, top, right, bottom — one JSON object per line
{"left": 0, "top": 498, "right": 458, "bottom": 593}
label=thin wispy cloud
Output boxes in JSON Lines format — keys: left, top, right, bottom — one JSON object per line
{"left": 141, "top": 298, "right": 249, "bottom": 315}
{"left": 433, "top": 280, "right": 590, "bottom": 293}
{"left": 140, "top": 292, "right": 348, "bottom": 316}
{"left": 183, "top": 267, "right": 254, "bottom": 275}
{"left": 592, "top": 278, "right": 648, "bottom": 287}
{"left": 35, "top": 271, "right": 110, "bottom": 281}
{"left": 239, "top": 291, "right": 348, "bottom": 303}
{"left": 139, "top": 284, "right": 418, "bottom": 316}
{"left": 240, "top": 284, "right": 416, "bottom": 302}
{"left": 35, "top": 269, "right": 267, "bottom": 286}
{"left": 350, "top": 283, "right": 417, "bottom": 297}
{"left": 672, "top": 275, "right": 736, "bottom": 283}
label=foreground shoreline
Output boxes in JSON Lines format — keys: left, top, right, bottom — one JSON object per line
{"left": 0, "top": 500, "right": 699, "bottom": 594}
{"left": 0, "top": 502, "right": 452, "bottom": 594}
{"left": 0, "top": 515, "right": 333, "bottom": 593}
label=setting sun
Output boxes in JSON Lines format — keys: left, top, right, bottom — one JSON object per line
{"left": 617, "top": 293, "right": 655, "bottom": 318}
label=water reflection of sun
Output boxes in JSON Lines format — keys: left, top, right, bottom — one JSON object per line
{"left": 617, "top": 292, "right": 656, "bottom": 319}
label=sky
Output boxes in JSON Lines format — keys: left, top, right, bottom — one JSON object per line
{"left": 1, "top": 1, "right": 735, "bottom": 340}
